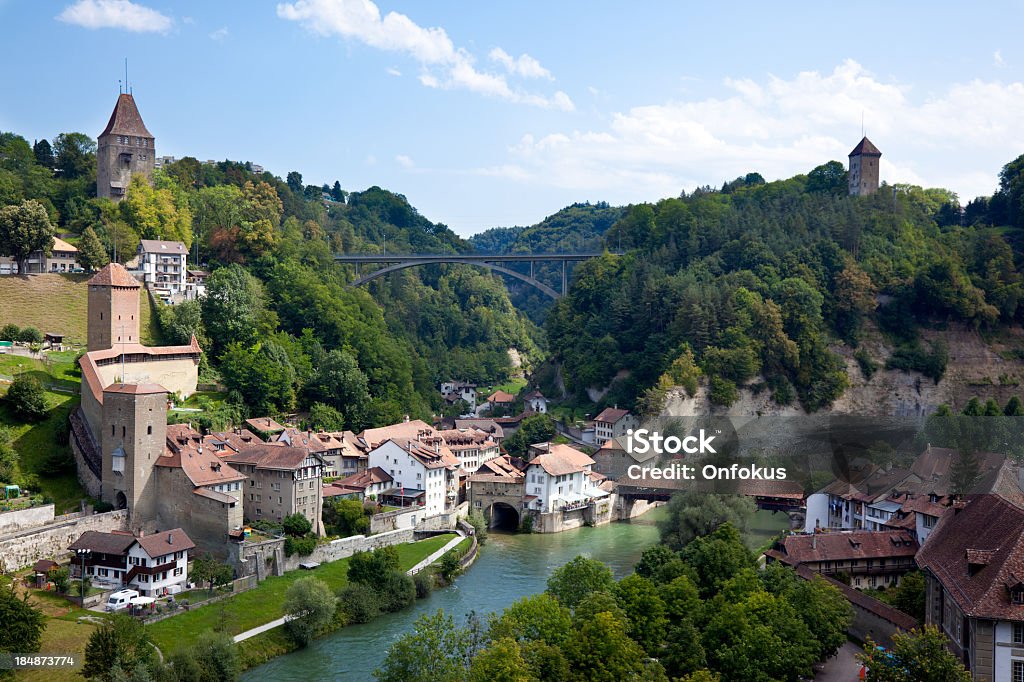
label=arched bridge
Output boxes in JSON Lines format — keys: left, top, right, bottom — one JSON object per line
{"left": 334, "top": 252, "right": 612, "bottom": 298}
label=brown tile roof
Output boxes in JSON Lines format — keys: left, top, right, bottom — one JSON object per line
{"left": 334, "top": 466, "right": 393, "bottom": 491}
{"left": 594, "top": 407, "right": 630, "bottom": 424}
{"left": 523, "top": 390, "right": 546, "bottom": 400}
{"left": 278, "top": 428, "right": 333, "bottom": 452}
{"left": 735, "top": 479, "right": 806, "bottom": 500}
{"left": 159, "top": 424, "right": 246, "bottom": 487}
{"left": 33, "top": 559, "right": 59, "bottom": 574}
{"left": 486, "top": 390, "right": 515, "bottom": 403}
{"left": 470, "top": 455, "right": 524, "bottom": 483}
{"left": 222, "top": 443, "right": 321, "bottom": 471}
{"left": 917, "top": 494, "right": 1024, "bottom": 620}
{"left": 135, "top": 529, "right": 195, "bottom": 558}
{"left": 389, "top": 438, "right": 460, "bottom": 469}
{"left": 245, "top": 417, "right": 286, "bottom": 436}
{"left": 209, "top": 429, "right": 262, "bottom": 451}
{"left": 52, "top": 237, "right": 78, "bottom": 253}
{"left": 454, "top": 419, "right": 504, "bottom": 439}
{"left": 87, "top": 262, "right": 140, "bottom": 288}
{"left": 104, "top": 383, "right": 168, "bottom": 395}
{"left": 774, "top": 530, "right": 918, "bottom": 565}
{"left": 849, "top": 136, "right": 881, "bottom": 157}
{"left": 85, "top": 338, "right": 202, "bottom": 363}
{"left": 437, "top": 428, "right": 497, "bottom": 450}
{"left": 69, "top": 530, "right": 136, "bottom": 555}
{"left": 527, "top": 444, "right": 595, "bottom": 477}
{"left": 361, "top": 420, "right": 435, "bottom": 448}
{"left": 100, "top": 93, "right": 154, "bottom": 138}
{"left": 138, "top": 240, "right": 187, "bottom": 255}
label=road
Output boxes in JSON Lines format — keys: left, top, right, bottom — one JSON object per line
{"left": 816, "top": 641, "right": 863, "bottom": 682}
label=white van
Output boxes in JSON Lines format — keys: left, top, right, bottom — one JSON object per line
{"left": 104, "top": 589, "right": 139, "bottom": 612}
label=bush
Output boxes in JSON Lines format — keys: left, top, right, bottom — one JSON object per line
{"left": 466, "top": 512, "right": 488, "bottom": 546}
{"left": 337, "top": 584, "right": 380, "bottom": 624}
{"left": 18, "top": 327, "right": 42, "bottom": 344}
{"left": 93, "top": 500, "right": 114, "bottom": 513}
{"left": 48, "top": 567, "right": 70, "bottom": 594}
{"left": 282, "top": 513, "right": 313, "bottom": 537}
{"left": 0, "top": 323, "right": 19, "bottom": 341}
{"left": 438, "top": 552, "right": 462, "bottom": 584}
{"left": 377, "top": 570, "right": 416, "bottom": 612}
{"left": 6, "top": 375, "right": 48, "bottom": 421}
{"left": 284, "top": 535, "right": 316, "bottom": 557}
{"left": 854, "top": 348, "right": 878, "bottom": 381}
{"left": 708, "top": 376, "right": 739, "bottom": 406}
{"left": 348, "top": 546, "right": 400, "bottom": 589}
{"left": 283, "top": 577, "right": 337, "bottom": 647}
{"left": 886, "top": 340, "right": 948, "bottom": 383}
{"left": 413, "top": 570, "right": 434, "bottom": 599}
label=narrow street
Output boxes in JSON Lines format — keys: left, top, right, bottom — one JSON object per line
{"left": 815, "top": 641, "right": 863, "bottom": 682}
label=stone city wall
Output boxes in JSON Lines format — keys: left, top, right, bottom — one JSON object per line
{"left": 0, "top": 509, "right": 129, "bottom": 572}
{"left": 0, "top": 504, "right": 55, "bottom": 535}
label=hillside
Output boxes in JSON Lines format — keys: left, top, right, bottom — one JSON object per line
{"left": 0, "top": 273, "right": 161, "bottom": 346}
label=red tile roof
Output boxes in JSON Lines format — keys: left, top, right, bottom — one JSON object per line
{"left": 135, "top": 529, "right": 195, "bottom": 558}
{"left": 917, "top": 494, "right": 1024, "bottom": 620}
{"left": 221, "top": 443, "right": 320, "bottom": 471}
{"left": 87, "top": 262, "right": 140, "bottom": 288}
{"left": 103, "top": 383, "right": 167, "bottom": 395}
{"left": 159, "top": 424, "right": 246, "bottom": 487}
{"left": 334, "top": 466, "right": 393, "bottom": 491}
{"left": 527, "top": 444, "right": 595, "bottom": 477}
{"left": 487, "top": 390, "right": 515, "bottom": 403}
{"left": 594, "top": 407, "right": 630, "bottom": 424}
{"left": 100, "top": 93, "right": 154, "bottom": 138}
{"left": 774, "top": 530, "right": 918, "bottom": 565}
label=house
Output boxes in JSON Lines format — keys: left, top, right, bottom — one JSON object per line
{"left": 917, "top": 493, "right": 1024, "bottom": 680}
{"left": 244, "top": 417, "right": 287, "bottom": 440}
{"left": 467, "top": 455, "right": 525, "bottom": 529}
{"left": 436, "top": 428, "right": 500, "bottom": 474}
{"left": 360, "top": 418, "right": 437, "bottom": 449}
{"left": 276, "top": 429, "right": 367, "bottom": 479}
{"left": 68, "top": 528, "right": 195, "bottom": 597}
{"left": 440, "top": 381, "right": 477, "bottom": 412}
{"left": 0, "top": 236, "right": 80, "bottom": 274}
{"left": 522, "top": 443, "right": 607, "bottom": 514}
{"left": 523, "top": 390, "right": 549, "bottom": 414}
{"left": 593, "top": 407, "right": 638, "bottom": 446}
{"left": 454, "top": 419, "right": 504, "bottom": 444}
{"left": 185, "top": 269, "right": 209, "bottom": 300}
{"left": 485, "top": 390, "right": 516, "bottom": 415}
{"left": 220, "top": 443, "right": 326, "bottom": 534}
{"left": 764, "top": 530, "right": 919, "bottom": 590}
{"left": 367, "top": 437, "right": 459, "bottom": 516}
{"left": 591, "top": 436, "right": 655, "bottom": 480}
{"left": 137, "top": 240, "right": 187, "bottom": 298}
{"left": 328, "top": 466, "right": 393, "bottom": 501}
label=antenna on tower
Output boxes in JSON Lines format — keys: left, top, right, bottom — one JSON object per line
{"left": 124, "top": 58, "right": 130, "bottom": 95}
{"left": 861, "top": 111, "right": 865, "bottom": 138}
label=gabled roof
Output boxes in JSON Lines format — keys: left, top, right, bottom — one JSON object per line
{"left": 221, "top": 443, "right": 322, "bottom": 471}
{"left": 487, "top": 390, "right": 516, "bottom": 403}
{"left": 245, "top": 417, "right": 286, "bottom": 436}
{"left": 139, "top": 240, "right": 187, "bottom": 255}
{"left": 69, "top": 530, "right": 137, "bottom": 555}
{"left": 594, "top": 407, "right": 630, "bottom": 424}
{"left": 773, "top": 530, "right": 918, "bottom": 565}
{"left": 848, "top": 136, "right": 881, "bottom": 157}
{"left": 917, "top": 494, "right": 1024, "bottom": 620}
{"left": 87, "top": 262, "right": 141, "bottom": 288}
{"left": 99, "top": 93, "right": 153, "bottom": 139}
{"left": 135, "top": 529, "right": 195, "bottom": 558}
{"left": 524, "top": 390, "right": 546, "bottom": 401}
{"left": 160, "top": 424, "right": 246, "bottom": 487}
{"left": 361, "top": 419, "right": 435, "bottom": 448}
{"left": 527, "top": 443, "right": 595, "bottom": 477}
{"left": 334, "top": 466, "right": 393, "bottom": 491}
{"left": 52, "top": 237, "right": 78, "bottom": 253}
{"left": 454, "top": 419, "right": 504, "bottom": 438}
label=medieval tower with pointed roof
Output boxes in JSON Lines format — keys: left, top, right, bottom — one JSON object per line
{"left": 97, "top": 93, "right": 155, "bottom": 201}
{"left": 848, "top": 136, "right": 881, "bottom": 196}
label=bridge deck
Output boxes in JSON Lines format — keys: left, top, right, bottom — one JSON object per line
{"left": 334, "top": 252, "right": 610, "bottom": 263}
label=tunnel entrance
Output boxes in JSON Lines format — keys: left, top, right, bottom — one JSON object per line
{"left": 489, "top": 502, "right": 520, "bottom": 531}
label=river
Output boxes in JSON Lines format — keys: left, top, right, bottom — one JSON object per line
{"left": 243, "top": 509, "right": 664, "bottom": 681}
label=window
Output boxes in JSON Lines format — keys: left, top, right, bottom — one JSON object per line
{"left": 1014, "top": 590, "right": 1024, "bottom": 605}
{"left": 147, "top": 425, "right": 152, "bottom": 435}
{"left": 1015, "top": 661, "right": 1024, "bottom": 682}
{"left": 1014, "top": 623, "right": 1024, "bottom": 644}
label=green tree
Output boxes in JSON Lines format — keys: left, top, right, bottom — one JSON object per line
{"left": 48, "top": 566, "right": 70, "bottom": 594}
{"left": 681, "top": 523, "right": 757, "bottom": 598}
{"left": 32, "top": 139, "right": 54, "bottom": 168}
{"left": 283, "top": 576, "right": 337, "bottom": 647}
{"left": 546, "top": 556, "right": 615, "bottom": 610}
{"left": 468, "top": 637, "right": 531, "bottom": 682}
{"left": 52, "top": 132, "right": 95, "bottom": 180}
{"left": 82, "top": 615, "right": 152, "bottom": 680}
{"left": 6, "top": 375, "right": 47, "bottom": 421}
{"left": 375, "top": 610, "right": 470, "bottom": 682}
{"left": 858, "top": 625, "right": 971, "bottom": 682}
{"left": 487, "top": 593, "right": 573, "bottom": 647}
{"left": 218, "top": 341, "right": 297, "bottom": 414}
{"left": 77, "top": 225, "right": 110, "bottom": 272}
{"left": 503, "top": 413, "right": 557, "bottom": 458}
{"left": 887, "top": 571, "right": 926, "bottom": 625}
{"left": 191, "top": 553, "right": 234, "bottom": 595}
{"left": 322, "top": 498, "right": 369, "bottom": 537}
{"left": 806, "top": 160, "right": 848, "bottom": 195}
{"left": 158, "top": 299, "right": 206, "bottom": 347}
{"left": 348, "top": 546, "right": 401, "bottom": 590}
{"left": 0, "top": 585, "right": 45, "bottom": 659}
{"left": 309, "top": 402, "right": 345, "bottom": 432}
{"left": 337, "top": 584, "right": 380, "bottom": 624}
{"left": 163, "top": 630, "right": 239, "bottom": 682}
{"left": 659, "top": 491, "right": 756, "bottom": 552}
{"left": 121, "top": 174, "right": 193, "bottom": 247}
{"left": 18, "top": 326, "right": 42, "bottom": 343}
{"left": 282, "top": 512, "right": 313, "bottom": 537}
{"left": 200, "top": 264, "right": 267, "bottom": 355}
{"left": 0, "top": 324, "right": 18, "bottom": 342}
{"left": 613, "top": 574, "right": 668, "bottom": 654}
{"left": 0, "top": 199, "right": 54, "bottom": 273}
{"left": 562, "top": 611, "right": 649, "bottom": 682}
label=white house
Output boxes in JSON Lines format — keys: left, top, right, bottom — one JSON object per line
{"left": 593, "top": 407, "right": 638, "bottom": 446}
{"left": 138, "top": 239, "right": 187, "bottom": 297}
{"left": 523, "top": 390, "right": 549, "bottom": 414}
{"left": 437, "top": 428, "right": 499, "bottom": 474}
{"left": 440, "top": 380, "right": 477, "bottom": 412}
{"left": 69, "top": 528, "right": 195, "bottom": 597}
{"left": 523, "top": 443, "right": 606, "bottom": 513}
{"left": 368, "top": 437, "right": 459, "bottom": 516}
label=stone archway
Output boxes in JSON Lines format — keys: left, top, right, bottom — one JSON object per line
{"left": 115, "top": 491, "right": 128, "bottom": 510}
{"left": 489, "top": 502, "right": 520, "bottom": 531}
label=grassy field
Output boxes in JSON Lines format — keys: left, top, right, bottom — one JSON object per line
{"left": 483, "top": 377, "right": 527, "bottom": 397}
{"left": 0, "top": 273, "right": 161, "bottom": 347}
{"left": 15, "top": 588, "right": 111, "bottom": 682}
{"left": 744, "top": 508, "right": 793, "bottom": 551}
{"left": 0, "top": 350, "right": 81, "bottom": 390}
{"left": 147, "top": 534, "right": 456, "bottom": 655}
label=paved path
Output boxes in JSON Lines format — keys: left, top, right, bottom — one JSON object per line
{"left": 815, "top": 641, "right": 863, "bottom": 682}
{"left": 232, "top": 532, "right": 467, "bottom": 643}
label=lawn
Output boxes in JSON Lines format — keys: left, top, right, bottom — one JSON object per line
{"left": 0, "top": 386, "right": 84, "bottom": 513}
{"left": 146, "top": 534, "right": 456, "bottom": 655}
{"left": 484, "top": 377, "right": 527, "bottom": 397}
{"left": 0, "top": 272, "right": 160, "bottom": 346}
{"left": 0, "top": 351, "right": 81, "bottom": 391}
{"left": 13, "top": 588, "right": 110, "bottom": 682}
{"left": 437, "top": 536, "right": 473, "bottom": 563}
{"left": 744, "top": 508, "right": 793, "bottom": 552}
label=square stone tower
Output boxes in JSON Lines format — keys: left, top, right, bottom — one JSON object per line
{"left": 100, "top": 383, "right": 167, "bottom": 530}
{"left": 848, "top": 136, "right": 881, "bottom": 196}
{"left": 97, "top": 93, "right": 155, "bottom": 202}
{"left": 87, "top": 263, "right": 141, "bottom": 352}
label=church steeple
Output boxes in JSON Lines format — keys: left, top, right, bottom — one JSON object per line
{"left": 96, "top": 92, "right": 155, "bottom": 201}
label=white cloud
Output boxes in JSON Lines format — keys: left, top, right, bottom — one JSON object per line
{"left": 994, "top": 50, "right": 1006, "bottom": 68}
{"left": 276, "top": 0, "right": 572, "bottom": 110}
{"left": 491, "top": 60, "right": 1024, "bottom": 203}
{"left": 396, "top": 154, "right": 414, "bottom": 168}
{"left": 386, "top": 66, "right": 401, "bottom": 76}
{"left": 57, "top": 0, "right": 172, "bottom": 33}
{"left": 488, "top": 47, "right": 552, "bottom": 80}
{"left": 209, "top": 26, "right": 228, "bottom": 41}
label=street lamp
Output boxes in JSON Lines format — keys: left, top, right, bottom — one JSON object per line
{"left": 75, "top": 548, "right": 91, "bottom": 604}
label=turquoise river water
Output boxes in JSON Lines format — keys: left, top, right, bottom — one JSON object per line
{"left": 242, "top": 509, "right": 664, "bottom": 681}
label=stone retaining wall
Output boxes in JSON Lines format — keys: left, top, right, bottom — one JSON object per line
{"left": 0, "top": 504, "right": 55, "bottom": 535}
{"left": 0, "top": 509, "right": 129, "bottom": 572}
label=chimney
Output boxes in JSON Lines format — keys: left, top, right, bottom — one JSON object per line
{"left": 138, "top": 530, "right": 145, "bottom": 538}
{"left": 404, "top": 415, "right": 410, "bottom": 423}
{"left": 167, "top": 532, "right": 173, "bottom": 544}
{"left": 811, "top": 535, "right": 816, "bottom": 550}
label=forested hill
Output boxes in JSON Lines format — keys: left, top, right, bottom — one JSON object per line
{"left": 544, "top": 158, "right": 1024, "bottom": 415}
{"left": 0, "top": 132, "right": 538, "bottom": 428}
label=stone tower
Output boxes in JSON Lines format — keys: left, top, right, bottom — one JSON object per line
{"left": 97, "top": 93, "right": 155, "bottom": 201}
{"left": 848, "top": 137, "right": 881, "bottom": 196}
{"left": 100, "top": 383, "right": 167, "bottom": 530}
{"left": 87, "top": 263, "right": 141, "bottom": 352}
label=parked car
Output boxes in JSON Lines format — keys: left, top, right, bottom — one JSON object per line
{"left": 104, "top": 589, "right": 140, "bottom": 612}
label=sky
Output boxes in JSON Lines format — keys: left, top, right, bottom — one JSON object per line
{"left": 2, "top": 1, "right": 1024, "bottom": 237}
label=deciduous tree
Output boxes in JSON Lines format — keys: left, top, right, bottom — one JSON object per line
{"left": 0, "top": 199, "right": 54, "bottom": 273}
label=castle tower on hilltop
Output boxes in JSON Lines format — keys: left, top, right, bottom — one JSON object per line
{"left": 97, "top": 93, "right": 155, "bottom": 201}
{"left": 848, "top": 136, "right": 881, "bottom": 196}
{"left": 87, "top": 262, "right": 141, "bottom": 352}
{"left": 100, "top": 383, "right": 166, "bottom": 529}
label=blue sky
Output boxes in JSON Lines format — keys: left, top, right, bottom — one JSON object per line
{"left": 1, "top": 1, "right": 1023, "bottom": 236}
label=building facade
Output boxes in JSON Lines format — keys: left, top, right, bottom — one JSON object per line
{"left": 0, "top": 237, "right": 79, "bottom": 274}
{"left": 69, "top": 528, "right": 195, "bottom": 597}
{"left": 137, "top": 240, "right": 187, "bottom": 297}
{"left": 97, "top": 93, "right": 155, "bottom": 201}
{"left": 765, "top": 529, "right": 919, "bottom": 590}
{"left": 593, "top": 407, "right": 638, "bottom": 446}
{"left": 221, "top": 444, "right": 326, "bottom": 534}
{"left": 367, "top": 438, "right": 459, "bottom": 516}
